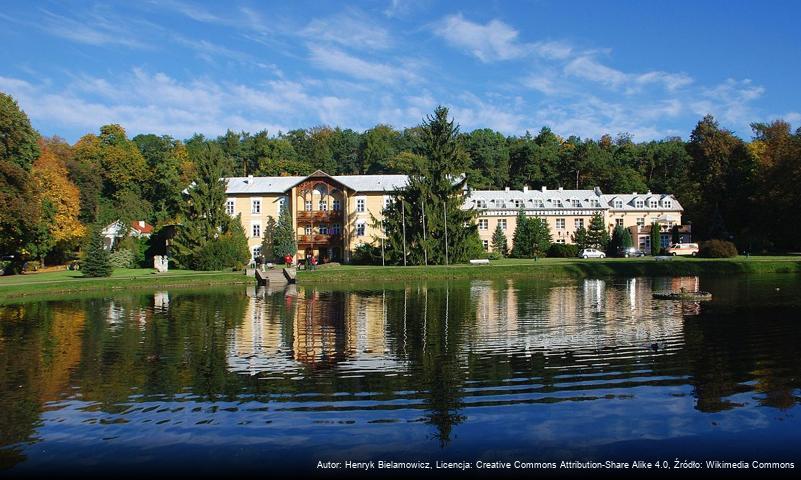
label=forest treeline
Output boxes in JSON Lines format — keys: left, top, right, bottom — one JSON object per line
{"left": 2, "top": 91, "right": 801, "bottom": 269}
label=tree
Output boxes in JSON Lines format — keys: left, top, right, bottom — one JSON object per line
{"left": 273, "top": 206, "right": 296, "bottom": 259}
{"left": 82, "top": 226, "right": 112, "bottom": 277}
{"left": 490, "top": 223, "right": 508, "bottom": 256}
{"left": 650, "top": 222, "right": 662, "bottom": 256}
{"left": 528, "top": 216, "right": 552, "bottom": 257}
{"left": 0, "top": 93, "right": 40, "bottom": 170}
{"left": 608, "top": 224, "right": 633, "bottom": 256}
{"left": 511, "top": 209, "right": 532, "bottom": 258}
{"left": 572, "top": 226, "right": 589, "bottom": 250}
{"left": 463, "top": 128, "right": 510, "bottom": 188}
{"left": 171, "top": 143, "right": 233, "bottom": 268}
{"left": 380, "top": 106, "right": 481, "bottom": 265}
{"left": 261, "top": 216, "right": 277, "bottom": 261}
{"left": 133, "top": 134, "right": 189, "bottom": 222}
{"left": 586, "top": 213, "right": 610, "bottom": 250}
{"left": 361, "top": 124, "right": 398, "bottom": 174}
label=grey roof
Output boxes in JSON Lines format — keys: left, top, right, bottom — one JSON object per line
{"left": 601, "top": 193, "right": 683, "bottom": 211}
{"left": 225, "top": 174, "right": 408, "bottom": 194}
{"left": 466, "top": 187, "right": 603, "bottom": 209}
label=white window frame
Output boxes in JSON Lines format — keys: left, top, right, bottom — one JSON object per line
{"left": 225, "top": 199, "right": 235, "bottom": 216}
{"left": 482, "top": 240, "right": 489, "bottom": 251}
{"left": 251, "top": 198, "right": 261, "bottom": 215}
{"left": 356, "top": 197, "right": 366, "bottom": 213}
{"left": 556, "top": 218, "right": 565, "bottom": 229}
{"left": 575, "top": 218, "right": 584, "bottom": 230}
{"left": 616, "top": 218, "right": 625, "bottom": 227}
{"left": 304, "top": 225, "right": 312, "bottom": 235}
{"left": 635, "top": 200, "right": 645, "bottom": 208}
{"left": 663, "top": 200, "right": 672, "bottom": 209}
{"left": 355, "top": 221, "right": 366, "bottom": 237}
{"left": 478, "top": 219, "right": 489, "bottom": 230}
{"left": 649, "top": 200, "right": 658, "bottom": 208}
{"left": 571, "top": 199, "right": 581, "bottom": 207}
{"left": 251, "top": 222, "right": 261, "bottom": 238}
{"left": 476, "top": 200, "right": 487, "bottom": 209}
{"left": 614, "top": 200, "right": 623, "bottom": 208}
{"left": 636, "top": 217, "right": 645, "bottom": 227}
{"left": 305, "top": 200, "right": 313, "bottom": 211}
{"left": 278, "top": 196, "right": 287, "bottom": 212}
{"left": 498, "top": 219, "right": 507, "bottom": 230}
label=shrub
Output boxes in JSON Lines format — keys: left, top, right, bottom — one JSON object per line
{"left": 699, "top": 239, "right": 738, "bottom": 258}
{"left": 109, "top": 248, "right": 135, "bottom": 269}
{"left": 547, "top": 243, "right": 579, "bottom": 258}
{"left": 82, "top": 226, "right": 113, "bottom": 277}
{"left": 193, "top": 233, "right": 251, "bottom": 271}
{"left": 487, "top": 251, "right": 503, "bottom": 260}
{"left": 352, "top": 243, "right": 382, "bottom": 265}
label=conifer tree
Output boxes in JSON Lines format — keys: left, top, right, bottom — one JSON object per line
{"left": 82, "top": 225, "right": 112, "bottom": 277}
{"left": 650, "top": 222, "right": 662, "bottom": 255}
{"left": 490, "top": 223, "right": 508, "bottom": 256}
{"left": 586, "top": 213, "right": 610, "bottom": 250}
{"left": 261, "top": 215, "right": 277, "bottom": 261}
{"left": 528, "top": 216, "right": 552, "bottom": 257}
{"left": 572, "top": 226, "right": 589, "bottom": 250}
{"left": 511, "top": 209, "right": 531, "bottom": 258}
{"left": 273, "top": 206, "right": 296, "bottom": 259}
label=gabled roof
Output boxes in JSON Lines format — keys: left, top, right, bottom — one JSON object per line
{"left": 601, "top": 193, "right": 683, "bottom": 211}
{"left": 225, "top": 173, "right": 409, "bottom": 194}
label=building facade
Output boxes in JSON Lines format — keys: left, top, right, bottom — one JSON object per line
{"left": 225, "top": 171, "right": 689, "bottom": 262}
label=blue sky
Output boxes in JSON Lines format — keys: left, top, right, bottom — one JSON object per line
{"left": 1, "top": 0, "right": 799, "bottom": 143}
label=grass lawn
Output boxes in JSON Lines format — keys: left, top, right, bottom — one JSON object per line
{"left": 0, "top": 268, "right": 252, "bottom": 298}
{"left": 298, "top": 255, "right": 801, "bottom": 284}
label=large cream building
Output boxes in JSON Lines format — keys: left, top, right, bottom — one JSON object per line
{"left": 225, "top": 171, "right": 689, "bottom": 263}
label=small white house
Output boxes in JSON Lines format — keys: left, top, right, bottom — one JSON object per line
{"left": 102, "top": 220, "right": 154, "bottom": 250}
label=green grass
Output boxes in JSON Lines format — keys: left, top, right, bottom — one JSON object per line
{"left": 298, "top": 256, "right": 801, "bottom": 284}
{"left": 0, "top": 268, "right": 254, "bottom": 299}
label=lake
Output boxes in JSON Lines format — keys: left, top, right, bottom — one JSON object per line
{"left": 1, "top": 274, "right": 800, "bottom": 477}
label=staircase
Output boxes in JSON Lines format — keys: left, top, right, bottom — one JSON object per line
{"left": 255, "top": 268, "right": 295, "bottom": 286}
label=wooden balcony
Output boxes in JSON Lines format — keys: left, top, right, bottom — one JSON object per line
{"left": 296, "top": 210, "right": 344, "bottom": 222}
{"left": 298, "top": 234, "right": 343, "bottom": 245}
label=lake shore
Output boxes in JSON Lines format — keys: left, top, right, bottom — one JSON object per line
{"left": 298, "top": 256, "right": 801, "bottom": 284}
{"left": 2, "top": 256, "right": 799, "bottom": 299}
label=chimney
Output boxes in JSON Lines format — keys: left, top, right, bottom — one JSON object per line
{"left": 593, "top": 186, "right": 602, "bottom": 196}
{"left": 505, "top": 187, "right": 510, "bottom": 192}
{"left": 558, "top": 187, "right": 563, "bottom": 191}
{"left": 541, "top": 186, "right": 547, "bottom": 192}
{"left": 139, "top": 220, "right": 145, "bottom": 228}
{"left": 523, "top": 186, "right": 529, "bottom": 193}
{"left": 246, "top": 174, "right": 254, "bottom": 184}
{"left": 632, "top": 191, "right": 637, "bottom": 195}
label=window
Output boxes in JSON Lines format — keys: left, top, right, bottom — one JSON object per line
{"left": 614, "top": 200, "right": 623, "bottom": 208}
{"left": 556, "top": 218, "right": 565, "bottom": 229}
{"left": 616, "top": 218, "right": 625, "bottom": 227}
{"left": 478, "top": 219, "right": 489, "bottom": 230}
{"left": 649, "top": 200, "right": 658, "bottom": 208}
{"left": 333, "top": 199, "right": 341, "bottom": 211}
{"left": 319, "top": 224, "right": 329, "bottom": 235}
{"left": 356, "top": 222, "right": 366, "bottom": 237}
{"left": 663, "top": 200, "right": 672, "bottom": 208}
{"left": 637, "top": 217, "right": 645, "bottom": 227}
{"left": 384, "top": 197, "right": 392, "bottom": 210}
{"left": 476, "top": 200, "right": 487, "bottom": 209}
{"left": 252, "top": 223, "right": 261, "bottom": 238}
{"left": 555, "top": 238, "right": 566, "bottom": 244}
{"left": 305, "top": 200, "right": 313, "bottom": 211}
{"left": 635, "top": 200, "right": 645, "bottom": 208}
{"left": 356, "top": 198, "right": 365, "bottom": 213}
{"left": 225, "top": 200, "right": 235, "bottom": 215}
{"left": 514, "top": 199, "right": 523, "bottom": 209}
{"left": 482, "top": 240, "right": 489, "bottom": 251}
{"left": 332, "top": 224, "right": 341, "bottom": 235}
{"left": 554, "top": 200, "right": 563, "bottom": 207}
{"left": 498, "top": 219, "right": 507, "bottom": 230}
{"left": 253, "top": 246, "right": 261, "bottom": 258}
{"left": 251, "top": 199, "right": 261, "bottom": 214}
{"left": 533, "top": 200, "right": 544, "bottom": 208}
{"left": 319, "top": 200, "right": 328, "bottom": 211}
{"left": 278, "top": 197, "right": 287, "bottom": 212}
{"left": 571, "top": 199, "right": 581, "bottom": 207}
{"left": 661, "top": 235, "right": 670, "bottom": 248}
{"left": 590, "top": 199, "right": 600, "bottom": 207}
{"left": 304, "top": 225, "right": 312, "bottom": 235}
{"left": 575, "top": 218, "right": 584, "bottom": 230}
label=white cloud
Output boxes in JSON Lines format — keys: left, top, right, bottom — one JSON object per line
{"left": 301, "top": 11, "right": 392, "bottom": 51}
{"left": 435, "top": 14, "right": 572, "bottom": 62}
{"left": 307, "top": 45, "right": 419, "bottom": 84}
{"left": 564, "top": 56, "right": 693, "bottom": 94}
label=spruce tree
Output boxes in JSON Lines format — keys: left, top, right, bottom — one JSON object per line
{"left": 586, "top": 213, "right": 610, "bottom": 250}
{"left": 82, "top": 225, "right": 112, "bottom": 277}
{"left": 529, "top": 216, "right": 552, "bottom": 257}
{"left": 273, "top": 206, "right": 296, "bottom": 259}
{"left": 572, "top": 226, "right": 589, "bottom": 250}
{"left": 171, "top": 143, "right": 232, "bottom": 268}
{"left": 511, "top": 209, "right": 531, "bottom": 258}
{"left": 491, "top": 223, "right": 508, "bottom": 256}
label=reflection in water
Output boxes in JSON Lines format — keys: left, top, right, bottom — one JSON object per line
{"left": 1, "top": 275, "right": 801, "bottom": 473}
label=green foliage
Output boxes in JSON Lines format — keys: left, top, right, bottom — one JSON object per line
{"left": 608, "top": 224, "right": 633, "bottom": 256}
{"left": 261, "top": 216, "right": 277, "bottom": 262}
{"left": 547, "top": 243, "right": 579, "bottom": 258}
{"left": 109, "top": 248, "right": 135, "bottom": 268}
{"left": 0, "top": 93, "right": 40, "bottom": 170}
{"left": 171, "top": 143, "right": 232, "bottom": 268}
{"left": 82, "top": 226, "right": 112, "bottom": 277}
{"left": 490, "top": 223, "right": 508, "bottom": 256}
{"left": 273, "top": 207, "right": 296, "bottom": 259}
{"left": 351, "top": 242, "right": 382, "bottom": 265}
{"left": 699, "top": 239, "right": 738, "bottom": 258}
{"left": 650, "top": 223, "right": 662, "bottom": 256}
{"left": 511, "top": 209, "right": 551, "bottom": 258}
{"left": 192, "top": 219, "right": 250, "bottom": 270}
{"left": 118, "top": 235, "right": 149, "bottom": 267}
{"left": 586, "top": 213, "right": 610, "bottom": 250}
{"left": 571, "top": 226, "right": 589, "bottom": 250}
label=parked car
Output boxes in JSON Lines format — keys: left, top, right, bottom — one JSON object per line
{"left": 666, "top": 243, "right": 699, "bottom": 256}
{"left": 618, "top": 246, "right": 645, "bottom": 258}
{"left": 578, "top": 248, "right": 606, "bottom": 259}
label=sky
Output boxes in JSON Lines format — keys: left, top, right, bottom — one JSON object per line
{"left": 1, "top": 0, "right": 799, "bottom": 143}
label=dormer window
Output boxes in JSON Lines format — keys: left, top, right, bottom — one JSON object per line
{"left": 663, "top": 200, "right": 672, "bottom": 208}
{"left": 476, "top": 200, "right": 487, "bottom": 209}
{"left": 635, "top": 200, "right": 645, "bottom": 208}
{"left": 614, "top": 200, "right": 623, "bottom": 208}
{"left": 533, "top": 200, "right": 544, "bottom": 208}
{"left": 554, "top": 200, "right": 563, "bottom": 207}
{"left": 571, "top": 199, "right": 581, "bottom": 207}
{"left": 649, "top": 200, "right": 658, "bottom": 208}
{"left": 514, "top": 199, "right": 523, "bottom": 208}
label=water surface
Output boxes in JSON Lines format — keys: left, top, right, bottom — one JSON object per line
{"left": 1, "top": 275, "right": 800, "bottom": 476}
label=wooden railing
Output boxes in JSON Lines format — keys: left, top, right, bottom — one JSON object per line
{"left": 296, "top": 210, "right": 344, "bottom": 222}
{"left": 298, "top": 234, "right": 343, "bottom": 245}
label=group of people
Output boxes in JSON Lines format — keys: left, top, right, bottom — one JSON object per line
{"left": 281, "top": 253, "right": 317, "bottom": 270}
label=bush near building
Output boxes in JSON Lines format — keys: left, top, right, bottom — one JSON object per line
{"left": 699, "top": 239, "right": 738, "bottom": 258}
{"left": 547, "top": 243, "right": 579, "bottom": 258}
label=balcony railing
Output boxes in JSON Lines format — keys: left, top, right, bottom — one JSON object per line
{"left": 296, "top": 210, "right": 344, "bottom": 222}
{"left": 298, "top": 234, "right": 343, "bottom": 245}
